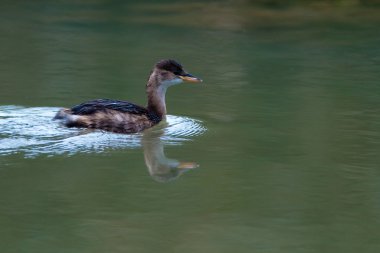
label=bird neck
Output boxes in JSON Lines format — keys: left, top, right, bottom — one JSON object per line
{"left": 146, "top": 84, "right": 167, "bottom": 119}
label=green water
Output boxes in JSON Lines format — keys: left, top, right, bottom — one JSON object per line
{"left": 1, "top": 1, "right": 380, "bottom": 252}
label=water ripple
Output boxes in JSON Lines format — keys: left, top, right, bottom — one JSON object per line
{"left": 0, "top": 106, "right": 206, "bottom": 157}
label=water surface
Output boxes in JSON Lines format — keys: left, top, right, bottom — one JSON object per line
{"left": 1, "top": 1, "right": 380, "bottom": 253}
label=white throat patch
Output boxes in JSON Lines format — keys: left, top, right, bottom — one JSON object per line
{"left": 161, "top": 78, "right": 183, "bottom": 88}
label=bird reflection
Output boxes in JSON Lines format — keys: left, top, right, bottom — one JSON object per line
{"left": 142, "top": 127, "right": 198, "bottom": 182}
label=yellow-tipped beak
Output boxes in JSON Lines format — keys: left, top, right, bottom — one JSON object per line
{"left": 179, "top": 74, "right": 202, "bottom": 83}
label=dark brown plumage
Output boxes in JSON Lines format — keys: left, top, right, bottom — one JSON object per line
{"left": 54, "top": 59, "right": 202, "bottom": 133}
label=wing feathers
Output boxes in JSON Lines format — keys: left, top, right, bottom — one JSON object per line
{"left": 71, "top": 99, "right": 148, "bottom": 115}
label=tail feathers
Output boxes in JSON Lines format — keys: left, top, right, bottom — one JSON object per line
{"left": 53, "top": 108, "right": 82, "bottom": 127}
{"left": 53, "top": 108, "right": 71, "bottom": 120}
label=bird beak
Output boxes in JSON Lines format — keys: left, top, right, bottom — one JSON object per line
{"left": 177, "top": 162, "right": 199, "bottom": 169}
{"left": 179, "top": 73, "right": 203, "bottom": 83}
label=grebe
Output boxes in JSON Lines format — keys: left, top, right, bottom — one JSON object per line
{"left": 54, "top": 59, "right": 202, "bottom": 133}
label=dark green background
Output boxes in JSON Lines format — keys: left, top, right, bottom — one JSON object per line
{"left": 1, "top": 1, "right": 380, "bottom": 252}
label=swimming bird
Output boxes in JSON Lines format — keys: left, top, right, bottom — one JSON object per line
{"left": 54, "top": 59, "right": 202, "bottom": 133}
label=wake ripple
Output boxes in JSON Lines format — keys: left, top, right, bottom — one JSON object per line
{"left": 0, "top": 106, "right": 206, "bottom": 157}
